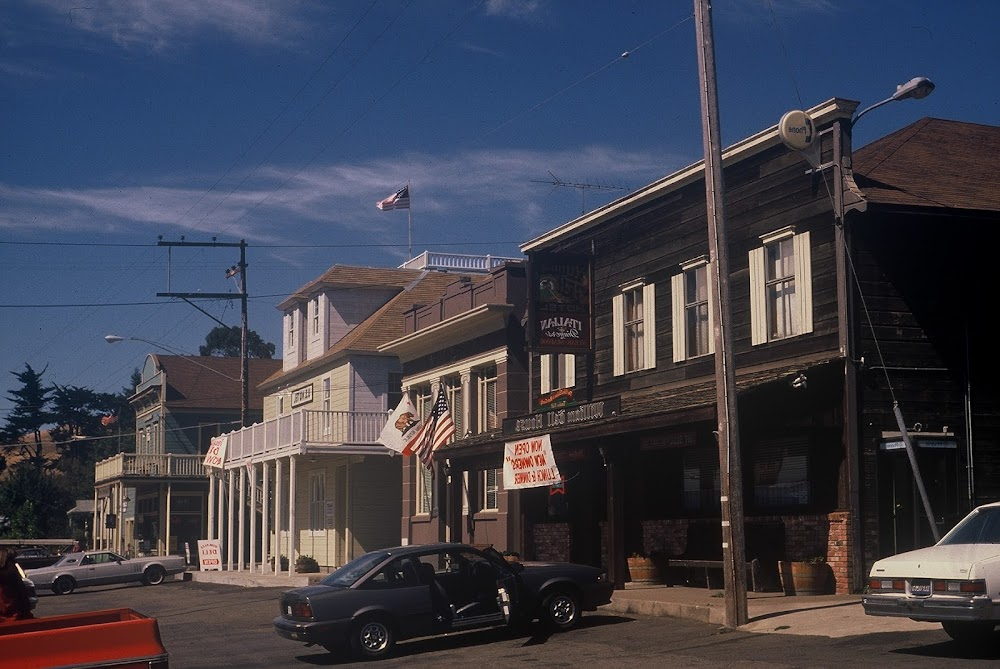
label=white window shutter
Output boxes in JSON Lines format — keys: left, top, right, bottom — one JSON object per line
{"left": 749, "top": 247, "right": 766, "bottom": 345}
{"left": 612, "top": 293, "right": 624, "bottom": 376}
{"left": 643, "top": 282, "right": 656, "bottom": 370}
{"left": 671, "top": 273, "right": 686, "bottom": 362}
{"left": 707, "top": 262, "right": 716, "bottom": 355}
{"left": 794, "top": 231, "right": 813, "bottom": 334}
{"left": 566, "top": 354, "right": 576, "bottom": 388}
{"left": 540, "top": 354, "right": 552, "bottom": 394}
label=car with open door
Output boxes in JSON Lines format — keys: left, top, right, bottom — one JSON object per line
{"left": 273, "top": 543, "right": 612, "bottom": 660}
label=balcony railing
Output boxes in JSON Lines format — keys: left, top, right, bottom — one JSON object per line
{"left": 223, "top": 409, "right": 390, "bottom": 464}
{"left": 95, "top": 453, "right": 209, "bottom": 483}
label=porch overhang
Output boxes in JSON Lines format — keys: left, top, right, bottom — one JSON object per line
{"left": 380, "top": 303, "right": 515, "bottom": 362}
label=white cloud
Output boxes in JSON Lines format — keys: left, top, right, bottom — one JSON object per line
{"left": 28, "top": 0, "right": 318, "bottom": 52}
{"left": 0, "top": 145, "right": 684, "bottom": 248}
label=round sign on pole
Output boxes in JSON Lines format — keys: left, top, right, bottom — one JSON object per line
{"left": 779, "top": 110, "right": 815, "bottom": 151}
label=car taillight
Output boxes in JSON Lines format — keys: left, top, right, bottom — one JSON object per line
{"left": 286, "top": 601, "right": 313, "bottom": 618}
{"left": 869, "top": 578, "right": 905, "bottom": 591}
{"left": 932, "top": 579, "right": 986, "bottom": 594}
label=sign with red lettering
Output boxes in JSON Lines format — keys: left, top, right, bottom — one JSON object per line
{"left": 197, "top": 539, "right": 223, "bottom": 571}
{"left": 203, "top": 436, "right": 228, "bottom": 469}
{"left": 503, "top": 434, "right": 562, "bottom": 490}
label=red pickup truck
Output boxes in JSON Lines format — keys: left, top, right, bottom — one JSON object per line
{"left": 0, "top": 608, "right": 169, "bottom": 669}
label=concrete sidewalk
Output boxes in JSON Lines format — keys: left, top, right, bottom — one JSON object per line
{"left": 604, "top": 583, "right": 940, "bottom": 637}
{"left": 187, "top": 570, "right": 940, "bottom": 638}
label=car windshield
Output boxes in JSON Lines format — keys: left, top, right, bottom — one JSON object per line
{"left": 939, "top": 507, "right": 1000, "bottom": 545}
{"left": 320, "top": 550, "right": 390, "bottom": 587}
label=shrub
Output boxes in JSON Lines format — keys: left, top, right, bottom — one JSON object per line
{"left": 295, "top": 555, "right": 320, "bottom": 573}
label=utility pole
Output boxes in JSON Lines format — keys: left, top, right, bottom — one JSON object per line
{"left": 694, "top": 0, "right": 747, "bottom": 627}
{"left": 157, "top": 238, "right": 250, "bottom": 428}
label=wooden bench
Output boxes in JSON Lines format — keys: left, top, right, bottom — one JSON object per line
{"left": 663, "top": 557, "right": 761, "bottom": 592}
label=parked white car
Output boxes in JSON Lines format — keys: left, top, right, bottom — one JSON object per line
{"left": 24, "top": 549, "right": 186, "bottom": 595}
{"left": 863, "top": 501, "right": 1000, "bottom": 644}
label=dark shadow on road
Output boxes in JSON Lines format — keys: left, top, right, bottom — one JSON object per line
{"left": 890, "top": 634, "right": 1000, "bottom": 662}
{"left": 292, "top": 616, "right": 635, "bottom": 664}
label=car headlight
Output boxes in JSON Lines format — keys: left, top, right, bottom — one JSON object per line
{"left": 285, "top": 601, "right": 314, "bottom": 618}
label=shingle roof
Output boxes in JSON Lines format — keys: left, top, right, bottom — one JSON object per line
{"left": 261, "top": 270, "right": 463, "bottom": 388}
{"left": 154, "top": 355, "right": 282, "bottom": 410}
{"left": 277, "top": 265, "right": 426, "bottom": 309}
{"left": 853, "top": 118, "right": 1000, "bottom": 212}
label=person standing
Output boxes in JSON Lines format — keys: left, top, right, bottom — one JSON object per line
{"left": 0, "top": 547, "right": 35, "bottom": 623}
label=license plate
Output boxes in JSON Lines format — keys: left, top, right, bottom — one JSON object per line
{"left": 910, "top": 581, "right": 931, "bottom": 596}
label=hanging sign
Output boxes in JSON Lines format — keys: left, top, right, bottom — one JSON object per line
{"left": 503, "top": 434, "right": 562, "bottom": 490}
{"left": 203, "top": 436, "right": 228, "bottom": 469}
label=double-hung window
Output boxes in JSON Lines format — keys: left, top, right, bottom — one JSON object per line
{"left": 312, "top": 298, "right": 320, "bottom": 335}
{"left": 749, "top": 227, "right": 813, "bottom": 344}
{"left": 479, "top": 468, "right": 499, "bottom": 511}
{"left": 540, "top": 354, "right": 576, "bottom": 393}
{"left": 477, "top": 366, "right": 498, "bottom": 433}
{"left": 414, "top": 385, "right": 434, "bottom": 515}
{"left": 309, "top": 472, "right": 326, "bottom": 533}
{"left": 613, "top": 280, "right": 656, "bottom": 375}
{"left": 671, "top": 256, "right": 715, "bottom": 362}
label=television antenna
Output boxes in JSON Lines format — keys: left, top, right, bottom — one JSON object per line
{"left": 532, "top": 171, "right": 627, "bottom": 214}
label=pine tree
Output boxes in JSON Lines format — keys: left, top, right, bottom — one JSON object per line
{"left": 0, "top": 364, "right": 54, "bottom": 469}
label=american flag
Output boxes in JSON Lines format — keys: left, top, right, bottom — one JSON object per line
{"left": 376, "top": 185, "right": 410, "bottom": 210}
{"left": 406, "top": 387, "right": 455, "bottom": 469}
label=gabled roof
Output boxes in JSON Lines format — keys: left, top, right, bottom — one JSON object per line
{"left": 261, "top": 270, "right": 462, "bottom": 389}
{"left": 152, "top": 355, "right": 281, "bottom": 410}
{"left": 277, "top": 265, "right": 426, "bottom": 309}
{"left": 853, "top": 118, "right": 1000, "bottom": 212}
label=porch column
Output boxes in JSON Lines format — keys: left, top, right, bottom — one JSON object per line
{"left": 238, "top": 464, "right": 247, "bottom": 570}
{"left": 461, "top": 369, "right": 474, "bottom": 436}
{"left": 208, "top": 470, "right": 216, "bottom": 540}
{"left": 261, "top": 461, "right": 270, "bottom": 573}
{"left": 216, "top": 471, "right": 225, "bottom": 542}
{"left": 165, "top": 481, "right": 173, "bottom": 556}
{"left": 288, "top": 455, "right": 297, "bottom": 576}
{"left": 274, "top": 458, "right": 283, "bottom": 575}
{"left": 607, "top": 452, "right": 626, "bottom": 590}
{"left": 226, "top": 469, "right": 236, "bottom": 571}
{"left": 249, "top": 462, "right": 258, "bottom": 573}
{"left": 91, "top": 488, "right": 99, "bottom": 550}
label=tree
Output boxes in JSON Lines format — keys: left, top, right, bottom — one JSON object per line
{"left": 0, "top": 460, "right": 71, "bottom": 539}
{"left": 0, "top": 364, "right": 54, "bottom": 470}
{"left": 48, "top": 385, "right": 126, "bottom": 501}
{"left": 199, "top": 326, "right": 275, "bottom": 359}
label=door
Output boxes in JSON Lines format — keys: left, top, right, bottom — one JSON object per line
{"left": 334, "top": 465, "right": 348, "bottom": 566}
{"left": 877, "top": 438, "right": 960, "bottom": 556}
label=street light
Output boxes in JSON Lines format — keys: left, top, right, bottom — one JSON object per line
{"left": 851, "top": 76, "right": 934, "bottom": 128}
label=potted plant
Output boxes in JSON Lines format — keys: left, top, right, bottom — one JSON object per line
{"left": 295, "top": 555, "right": 320, "bottom": 573}
{"left": 626, "top": 552, "right": 662, "bottom": 584}
{"left": 778, "top": 556, "right": 832, "bottom": 595}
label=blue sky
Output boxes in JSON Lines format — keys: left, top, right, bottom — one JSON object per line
{"left": 2, "top": 0, "right": 998, "bottom": 419}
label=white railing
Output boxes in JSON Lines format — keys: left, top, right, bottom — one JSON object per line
{"left": 94, "top": 453, "right": 209, "bottom": 482}
{"left": 223, "top": 409, "right": 389, "bottom": 462}
{"left": 399, "top": 251, "right": 522, "bottom": 273}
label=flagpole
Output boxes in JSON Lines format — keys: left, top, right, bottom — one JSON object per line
{"left": 407, "top": 180, "right": 412, "bottom": 259}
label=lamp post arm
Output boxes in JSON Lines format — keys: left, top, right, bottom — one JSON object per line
{"left": 851, "top": 97, "right": 893, "bottom": 128}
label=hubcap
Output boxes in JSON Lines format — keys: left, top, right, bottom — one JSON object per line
{"left": 551, "top": 596, "right": 575, "bottom": 624}
{"left": 360, "top": 622, "right": 388, "bottom": 651}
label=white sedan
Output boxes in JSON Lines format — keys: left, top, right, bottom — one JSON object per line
{"left": 24, "top": 549, "right": 186, "bottom": 595}
{"left": 863, "top": 501, "right": 1000, "bottom": 644}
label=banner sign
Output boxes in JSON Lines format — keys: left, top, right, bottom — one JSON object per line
{"left": 529, "top": 252, "right": 592, "bottom": 353}
{"left": 203, "top": 436, "right": 228, "bottom": 469}
{"left": 502, "top": 396, "right": 620, "bottom": 436}
{"left": 197, "top": 539, "right": 222, "bottom": 571}
{"left": 503, "top": 434, "right": 562, "bottom": 490}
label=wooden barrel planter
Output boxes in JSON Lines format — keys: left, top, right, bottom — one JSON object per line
{"left": 778, "top": 560, "right": 831, "bottom": 595}
{"left": 627, "top": 556, "right": 662, "bottom": 584}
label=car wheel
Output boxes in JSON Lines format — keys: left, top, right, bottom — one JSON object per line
{"left": 144, "top": 565, "right": 166, "bottom": 586}
{"left": 350, "top": 615, "right": 396, "bottom": 661}
{"left": 541, "top": 590, "right": 580, "bottom": 632}
{"left": 941, "top": 621, "right": 996, "bottom": 645}
{"left": 53, "top": 576, "right": 76, "bottom": 595}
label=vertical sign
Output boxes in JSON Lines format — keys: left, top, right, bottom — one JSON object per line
{"left": 529, "top": 253, "right": 592, "bottom": 353}
{"left": 197, "top": 539, "right": 222, "bottom": 571}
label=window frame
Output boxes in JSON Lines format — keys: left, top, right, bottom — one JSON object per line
{"left": 540, "top": 354, "right": 576, "bottom": 394}
{"left": 671, "top": 257, "right": 715, "bottom": 362}
{"left": 479, "top": 468, "right": 499, "bottom": 512}
{"left": 613, "top": 280, "right": 656, "bottom": 376}
{"left": 308, "top": 471, "right": 326, "bottom": 534}
{"left": 749, "top": 227, "right": 813, "bottom": 345}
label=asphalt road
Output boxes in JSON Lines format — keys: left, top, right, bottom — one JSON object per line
{"left": 33, "top": 580, "right": 1000, "bottom": 668}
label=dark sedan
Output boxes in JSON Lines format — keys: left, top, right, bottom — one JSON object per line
{"left": 273, "top": 543, "right": 613, "bottom": 660}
